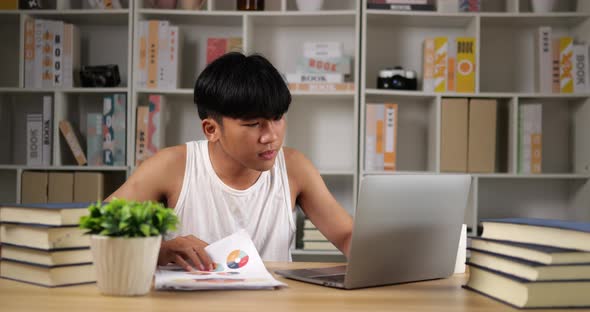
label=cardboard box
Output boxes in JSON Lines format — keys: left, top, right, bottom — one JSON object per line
{"left": 48, "top": 172, "right": 74, "bottom": 203}
{"left": 21, "top": 171, "right": 48, "bottom": 204}
{"left": 74, "top": 172, "right": 105, "bottom": 202}
{"left": 440, "top": 98, "right": 468, "bottom": 172}
{"left": 467, "top": 99, "right": 497, "bottom": 173}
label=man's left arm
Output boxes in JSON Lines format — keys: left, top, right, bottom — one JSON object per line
{"left": 285, "top": 148, "right": 353, "bottom": 257}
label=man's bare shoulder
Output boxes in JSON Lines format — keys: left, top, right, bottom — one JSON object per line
{"left": 282, "top": 147, "right": 319, "bottom": 180}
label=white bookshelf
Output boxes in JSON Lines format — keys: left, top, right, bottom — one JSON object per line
{"left": 360, "top": 0, "right": 590, "bottom": 235}
{"left": 0, "top": 1, "right": 133, "bottom": 205}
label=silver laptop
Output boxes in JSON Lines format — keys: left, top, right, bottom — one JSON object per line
{"left": 275, "top": 174, "right": 471, "bottom": 289}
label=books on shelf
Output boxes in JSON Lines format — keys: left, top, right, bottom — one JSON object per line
{"left": 0, "top": 259, "right": 95, "bottom": 287}
{"left": 423, "top": 37, "right": 476, "bottom": 93}
{"left": 285, "top": 73, "right": 345, "bottom": 84}
{"left": 455, "top": 37, "right": 475, "bottom": 93}
{"left": 0, "top": 202, "right": 89, "bottom": 226}
{"left": 296, "top": 56, "right": 352, "bottom": 75}
{"left": 535, "top": 26, "right": 553, "bottom": 93}
{"left": 366, "top": 2, "right": 435, "bottom": 11}
{"left": 42, "top": 96, "right": 52, "bottom": 166}
{"left": 206, "top": 37, "right": 243, "bottom": 65}
{"left": 574, "top": 43, "right": 589, "bottom": 93}
{"left": 87, "top": 113, "right": 103, "bottom": 166}
{"left": 25, "top": 18, "right": 80, "bottom": 88}
{"left": 465, "top": 218, "right": 590, "bottom": 308}
{"left": 26, "top": 113, "right": 43, "bottom": 166}
{"left": 434, "top": 37, "right": 448, "bottom": 92}
{"left": 139, "top": 20, "right": 181, "bottom": 89}
{"left": 136, "top": 94, "right": 166, "bottom": 167}
{"left": 518, "top": 103, "right": 542, "bottom": 174}
{"left": 102, "top": 94, "right": 126, "bottom": 166}
{"left": 365, "top": 103, "right": 397, "bottom": 171}
{"left": 422, "top": 39, "right": 435, "bottom": 92}
{"left": 470, "top": 237, "right": 590, "bottom": 265}
{"left": 559, "top": 37, "right": 574, "bottom": 94}
{"left": 59, "top": 120, "right": 87, "bottom": 166}
{"left": 288, "top": 82, "right": 354, "bottom": 92}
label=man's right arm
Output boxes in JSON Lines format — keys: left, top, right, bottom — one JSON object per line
{"left": 105, "top": 145, "right": 214, "bottom": 271}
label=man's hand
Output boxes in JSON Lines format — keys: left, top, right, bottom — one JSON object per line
{"left": 158, "top": 235, "right": 214, "bottom": 272}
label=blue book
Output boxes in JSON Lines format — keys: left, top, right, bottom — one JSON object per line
{"left": 470, "top": 237, "right": 590, "bottom": 265}
{"left": 464, "top": 263, "right": 590, "bottom": 308}
{"left": 0, "top": 202, "right": 91, "bottom": 226}
{"left": 481, "top": 218, "right": 590, "bottom": 252}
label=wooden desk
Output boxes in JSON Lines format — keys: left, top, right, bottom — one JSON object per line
{"left": 0, "top": 262, "right": 587, "bottom": 312}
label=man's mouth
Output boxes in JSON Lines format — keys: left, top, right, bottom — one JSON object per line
{"left": 258, "top": 150, "right": 277, "bottom": 160}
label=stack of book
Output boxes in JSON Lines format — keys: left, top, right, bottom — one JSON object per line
{"left": 301, "top": 219, "right": 337, "bottom": 251}
{"left": 0, "top": 203, "right": 95, "bottom": 287}
{"left": 465, "top": 218, "right": 590, "bottom": 308}
{"left": 286, "top": 42, "right": 354, "bottom": 93}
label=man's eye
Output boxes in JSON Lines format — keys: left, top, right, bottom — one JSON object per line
{"left": 244, "top": 122, "right": 259, "bottom": 127}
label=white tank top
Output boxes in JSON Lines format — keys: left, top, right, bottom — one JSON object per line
{"left": 170, "top": 140, "right": 296, "bottom": 261}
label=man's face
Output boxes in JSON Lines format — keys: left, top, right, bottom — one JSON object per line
{"left": 217, "top": 115, "right": 286, "bottom": 172}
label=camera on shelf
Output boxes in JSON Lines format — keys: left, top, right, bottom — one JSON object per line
{"left": 377, "top": 66, "right": 417, "bottom": 91}
{"left": 79, "top": 65, "right": 121, "bottom": 88}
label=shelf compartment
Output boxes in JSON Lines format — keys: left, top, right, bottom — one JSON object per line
{"left": 477, "top": 178, "right": 590, "bottom": 222}
{"left": 24, "top": 10, "right": 130, "bottom": 25}
{"left": 364, "top": 94, "right": 437, "bottom": 172}
{"left": 515, "top": 98, "right": 590, "bottom": 175}
{"left": 0, "top": 93, "right": 54, "bottom": 166}
{"left": 322, "top": 174, "right": 355, "bottom": 215}
{"left": 286, "top": 98, "right": 356, "bottom": 173}
{"left": 0, "top": 14, "right": 20, "bottom": 88}
{"left": 0, "top": 170, "right": 18, "bottom": 203}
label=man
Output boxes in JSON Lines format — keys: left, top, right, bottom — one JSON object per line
{"left": 107, "top": 52, "right": 353, "bottom": 272}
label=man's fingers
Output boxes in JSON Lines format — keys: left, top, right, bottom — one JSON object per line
{"left": 185, "top": 235, "right": 208, "bottom": 247}
{"left": 194, "top": 247, "right": 214, "bottom": 271}
{"left": 174, "top": 255, "right": 194, "bottom": 272}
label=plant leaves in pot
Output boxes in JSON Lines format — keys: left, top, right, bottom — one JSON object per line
{"left": 79, "top": 198, "right": 178, "bottom": 296}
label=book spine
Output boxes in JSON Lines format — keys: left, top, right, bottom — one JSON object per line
{"left": 368, "top": 0, "right": 429, "bottom": 4}
{"left": 102, "top": 95, "right": 115, "bottom": 166}
{"left": 227, "top": 37, "right": 242, "bottom": 53}
{"left": 459, "top": 0, "right": 480, "bottom": 12}
{"left": 62, "top": 24, "right": 72, "bottom": 88}
{"left": 287, "top": 82, "right": 354, "bottom": 92}
{"left": 206, "top": 38, "right": 227, "bottom": 65}
{"left": 296, "top": 56, "right": 352, "bottom": 75}
{"left": 52, "top": 21, "right": 63, "bottom": 88}
{"left": 24, "top": 18, "right": 35, "bottom": 88}
{"left": 366, "top": 3, "right": 436, "bottom": 10}
{"left": 157, "top": 21, "right": 169, "bottom": 89}
{"left": 552, "top": 39, "right": 560, "bottom": 93}
{"left": 59, "top": 120, "right": 87, "bottom": 165}
{"left": 303, "top": 42, "right": 343, "bottom": 58}
{"left": 574, "top": 44, "right": 589, "bottom": 94}
{"left": 447, "top": 38, "right": 456, "bottom": 92}
{"left": 375, "top": 104, "right": 385, "bottom": 170}
{"left": 536, "top": 27, "right": 552, "bottom": 93}
{"left": 423, "top": 38, "right": 435, "bottom": 92}
{"left": 530, "top": 106, "right": 542, "bottom": 174}
{"left": 135, "top": 105, "right": 149, "bottom": 166}
{"left": 164, "top": 26, "right": 179, "bottom": 90}
{"left": 86, "top": 113, "right": 103, "bottom": 166}
{"left": 33, "top": 19, "right": 44, "bottom": 88}
{"left": 434, "top": 37, "right": 448, "bottom": 92}
{"left": 384, "top": 103, "right": 398, "bottom": 171}
{"left": 42, "top": 95, "right": 52, "bottom": 166}
{"left": 456, "top": 37, "right": 476, "bottom": 93}
{"left": 365, "top": 104, "right": 378, "bottom": 171}
{"left": 137, "top": 21, "right": 147, "bottom": 89}
{"left": 26, "top": 114, "right": 43, "bottom": 166}
{"left": 147, "top": 20, "right": 159, "bottom": 89}
{"left": 285, "top": 73, "right": 344, "bottom": 83}
{"left": 41, "top": 20, "right": 55, "bottom": 89}
{"left": 519, "top": 104, "right": 543, "bottom": 174}
{"left": 559, "top": 37, "right": 574, "bottom": 94}
{"left": 147, "top": 94, "right": 164, "bottom": 158}
{"left": 113, "top": 94, "right": 127, "bottom": 166}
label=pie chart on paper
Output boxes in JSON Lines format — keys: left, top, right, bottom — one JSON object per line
{"left": 226, "top": 250, "right": 249, "bottom": 269}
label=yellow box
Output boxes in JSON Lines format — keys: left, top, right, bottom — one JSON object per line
{"left": 456, "top": 37, "right": 476, "bottom": 93}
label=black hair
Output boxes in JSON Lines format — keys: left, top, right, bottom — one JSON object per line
{"left": 193, "top": 52, "right": 291, "bottom": 122}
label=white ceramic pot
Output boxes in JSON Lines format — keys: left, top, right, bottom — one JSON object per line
{"left": 531, "top": 0, "right": 558, "bottom": 13}
{"left": 90, "top": 235, "right": 162, "bottom": 296}
{"left": 296, "top": 0, "right": 324, "bottom": 11}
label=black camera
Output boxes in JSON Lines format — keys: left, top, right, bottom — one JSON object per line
{"left": 80, "top": 65, "right": 121, "bottom": 88}
{"left": 377, "top": 66, "right": 418, "bottom": 91}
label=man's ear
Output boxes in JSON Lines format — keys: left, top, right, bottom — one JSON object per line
{"left": 202, "top": 118, "right": 221, "bottom": 142}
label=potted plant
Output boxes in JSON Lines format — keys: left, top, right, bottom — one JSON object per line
{"left": 80, "top": 198, "right": 178, "bottom": 296}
